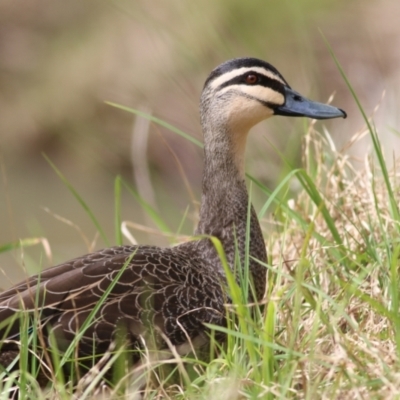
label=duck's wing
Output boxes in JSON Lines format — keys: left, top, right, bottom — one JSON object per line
{"left": 0, "top": 245, "right": 225, "bottom": 356}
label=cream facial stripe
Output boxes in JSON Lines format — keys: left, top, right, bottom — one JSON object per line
{"left": 209, "top": 66, "right": 286, "bottom": 90}
{"left": 218, "top": 85, "right": 285, "bottom": 106}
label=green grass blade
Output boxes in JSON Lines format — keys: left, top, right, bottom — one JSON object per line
{"left": 295, "top": 169, "right": 343, "bottom": 246}
{"left": 322, "top": 34, "right": 400, "bottom": 228}
{"left": 58, "top": 251, "right": 136, "bottom": 369}
{"left": 262, "top": 299, "right": 276, "bottom": 390}
{"left": 43, "top": 154, "right": 110, "bottom": 246}
{"left": 106, "top": 102, "right": 203, "bottom": 148}
{"left": 255, "top": 169, "right": 300, "bottom": 219}
{"left": 122, "top": 179, "right": 171, "bottom": 235}
{"left": 114, "top": 175, "right": 123, "bottom": 246}
{"left": 0, "top": 238, "right": 48, "bottom": 255}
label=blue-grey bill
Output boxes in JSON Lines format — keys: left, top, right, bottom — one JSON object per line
{"left": 275, "top": 87, "right": 347, "bottom": 120}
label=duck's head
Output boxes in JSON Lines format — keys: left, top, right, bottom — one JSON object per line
{"left": 200, "top": 57, "right": 346, "bottom": 134}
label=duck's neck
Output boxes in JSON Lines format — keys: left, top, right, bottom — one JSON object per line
{"left": 195, "top": 122, "right": 267, "bottom": 301}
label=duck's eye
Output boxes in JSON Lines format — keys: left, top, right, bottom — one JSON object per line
{"left": 245, "top": 74, "right": 258, "bottom": 85}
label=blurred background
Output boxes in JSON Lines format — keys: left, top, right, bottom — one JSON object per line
{"left": 1, "top": 0, "right": 399, "bottom": 286}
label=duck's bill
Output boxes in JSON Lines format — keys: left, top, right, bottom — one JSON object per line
{"left": 274, "top": 87, "right": 347, "bottom": 120}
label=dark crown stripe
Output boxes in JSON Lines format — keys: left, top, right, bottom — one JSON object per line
{"left": 204, "top": 57, "right": 289, "bottom": 88}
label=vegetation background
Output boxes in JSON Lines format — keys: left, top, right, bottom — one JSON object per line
{"left": 0, "top": 0, "right": 399, "bottom": 286}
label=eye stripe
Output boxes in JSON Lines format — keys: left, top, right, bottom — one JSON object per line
{"left": 208, "top": 66, "right": 286, "bottom": 90}
{"left": 217, "top": 72, "right": 285, "bottom": 96}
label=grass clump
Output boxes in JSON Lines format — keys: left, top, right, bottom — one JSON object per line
{"left": 264, "top": 123, "right": 400, "bottom": 399}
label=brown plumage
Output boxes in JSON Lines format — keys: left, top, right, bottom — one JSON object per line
{"left": 0, "top": 58, "right": 346, "bottom": 384}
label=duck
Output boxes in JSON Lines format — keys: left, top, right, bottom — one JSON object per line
{"left": 0, "top": 57, "right": 346, "bottom": 383}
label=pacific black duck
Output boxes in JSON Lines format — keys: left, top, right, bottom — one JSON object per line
{"left": 0, "top": 57, "right": 346, "bottom": 387}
